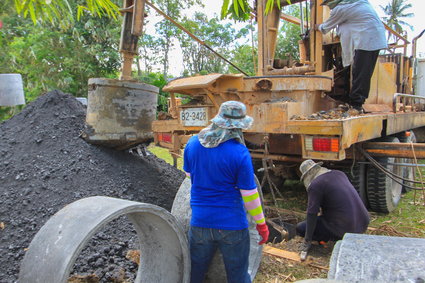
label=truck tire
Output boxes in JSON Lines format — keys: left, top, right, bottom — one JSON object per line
{"left": 398, "top": 131, "right": 417, "bottom": 193}
{"left": 366, "top": 136, "right": 403, "bottom": 213}
{"left": 339, "top": 162, "right": 368, "bottom": 207}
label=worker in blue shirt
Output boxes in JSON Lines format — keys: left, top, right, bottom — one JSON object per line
{"left": 184, "top": 101, "right": 269, "bottom": 283}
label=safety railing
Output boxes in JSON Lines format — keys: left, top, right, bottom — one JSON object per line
{"left": 392, "top": 93, "right": 425, "bottom": 113}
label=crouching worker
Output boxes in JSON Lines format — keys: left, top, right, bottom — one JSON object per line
{"left": 184, "top": 101, "right": 269, "bottom": 283}
{"left": 296, "top": 159, "right": 369, "bottom": 260}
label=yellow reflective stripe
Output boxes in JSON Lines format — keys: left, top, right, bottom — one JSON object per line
{"left": 255, "top": 218, "right": 265, "bottom": 224}
{"left": 242, "top": 192, "right": 259, "bottom": 203}
{"left": 250, "top": 206, "right": 263, "bottom": 216}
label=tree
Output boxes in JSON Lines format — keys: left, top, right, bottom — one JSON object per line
{"left": 178, "top": 12, "right": 249, "bottom": 75}
{"left": 11, "top": 0, "right": 119, "bottom": 27}
{"left": 0, "top": 7, "right": 121, "bottom": 100}
{"left": 275, "top": 5, "right": 301, "bottom": 61}
{"left": 151, "top": 0, "right": 203, "bottom": 78}
{"left": 11, "top": 0, "right": 289, "bottom": 24}
{"left": 229, "top": 44, "right": 256, "bottom": 75}
{"left": 380, "top": 0, "right": 414, "bottom": 40}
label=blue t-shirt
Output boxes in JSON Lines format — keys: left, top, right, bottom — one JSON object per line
{"left": 183, "top": 135, "right": 256, "bottom": 230}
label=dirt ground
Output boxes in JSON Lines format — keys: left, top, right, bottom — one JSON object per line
{"left": 255, "top": 236, "right": 333, "bottom": 282}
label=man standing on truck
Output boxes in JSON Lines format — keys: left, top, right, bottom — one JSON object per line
{"left": 296, "top": 159, "right": 369, "bottom": 260}
{"left": 183, "top": 101, "right": 269, "bottom": 283}
{"left": 315, "top": 0, "right": 387, "bottom": 112}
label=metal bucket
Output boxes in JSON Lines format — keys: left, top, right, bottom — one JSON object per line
{"left": 0, "top": 74, "right": 26, "bottom": 106}
{"left": 83, "top": 78, "right": 158, "bottom": 149}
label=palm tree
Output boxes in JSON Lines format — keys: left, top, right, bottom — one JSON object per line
{"left": 11, "top": 0, "right": 286, "bottom": 24}
{"left": 380, "top": 0, "right": 414, "bottom": 41}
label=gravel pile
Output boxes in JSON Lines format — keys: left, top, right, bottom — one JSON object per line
{"left": 0, "top": 90, "right": 185, "bottom": 282}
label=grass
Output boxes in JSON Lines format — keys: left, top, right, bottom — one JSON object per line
{"left": 147, "top": 144, "right": 184, "bottom": 171}
{"left": 148, "top": 145, "right": 425, "bottom": 282}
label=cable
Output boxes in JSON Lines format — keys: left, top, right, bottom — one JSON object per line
{"left": 359, "top": 146, "right": 424, "bottom": 191}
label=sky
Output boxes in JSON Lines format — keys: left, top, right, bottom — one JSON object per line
{"left": 145, "top": 0, "right": 425, "bottom": 76}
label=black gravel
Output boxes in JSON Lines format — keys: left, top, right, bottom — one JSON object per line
{"left": 0, "top": 90, "right": 185, "bottom": 282}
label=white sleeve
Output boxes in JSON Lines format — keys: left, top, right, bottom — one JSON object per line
{"left": 320, "top": 6, "right": 346, "bottom": 34}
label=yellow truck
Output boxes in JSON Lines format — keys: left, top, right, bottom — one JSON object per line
{"left": 83, "top": 0, "right": 425, "bottom": 213}
{"left": 150, "top": 0, "right": 425, "bottom": 213}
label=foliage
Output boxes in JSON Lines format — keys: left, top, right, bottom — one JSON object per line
{"left": 275, "top": 5, "right": 302, "bottom": 61}
{"left": 229, "top": 44, "right": 256, "bottom": 76}
{"left": 221, "top": 0, "right": 291, "bottom": 21}
{"left": 150, "top": 0, "right": 203, "bottom": 77}
{"left": 135, "top": 72, "right": 169, "bottom": 112}
{"left": 380, "top": 0, "right": 414, "bottom": 41}
{"left": 11, "top": 0, "right": 119, "bottom": 27}
{"left": 0, "top": 6, "right": 121, "bottom": 121}
{"left": 178, "top": 12, "right": 249, "bottom": 75}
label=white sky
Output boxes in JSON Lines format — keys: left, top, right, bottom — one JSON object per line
{"left": 145, "top": 0, "right": 425, "bottom": 76}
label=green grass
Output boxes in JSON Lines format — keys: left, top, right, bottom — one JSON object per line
{"left": 367, "top": 189, "right": 425, "bottom": 238}
{"left": 147, "top": 144, "right": 184, "bottom": 171}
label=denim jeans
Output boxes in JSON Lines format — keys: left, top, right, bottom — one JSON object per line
{"left": 189, "top": 226, "right": 251, "bottom": 283}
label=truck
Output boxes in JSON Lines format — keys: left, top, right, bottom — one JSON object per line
{"left": 82, "top": 0, "right": 425, "bottom": 214}
{"left": 148, "top": 0, "right": 425, "bottom": 213}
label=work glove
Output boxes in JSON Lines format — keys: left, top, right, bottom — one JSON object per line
{"left": 256, "top": 223, "right": 269, "bottom": 245}
{"left": 299, "top": 239, "right": 311, "bottom": 261}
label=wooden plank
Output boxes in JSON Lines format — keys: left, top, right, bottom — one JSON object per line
{"left": 263, "top": 246, "right": 330, "bottom": 271}
{"left": 263, "top": 246, "right": 301, "bottom": 262}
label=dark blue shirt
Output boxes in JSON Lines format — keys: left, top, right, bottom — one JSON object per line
{"left": 183, "top": 136, "right": 256, "bottom": 230}
{"left": 307, "top": 170, "right": 370, "bottom": 237}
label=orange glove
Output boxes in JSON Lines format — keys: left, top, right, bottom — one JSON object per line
{"left": 256, "top": 223, "right": 269, "bottom": 245}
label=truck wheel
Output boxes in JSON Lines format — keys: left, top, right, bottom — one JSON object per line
{"left": 398, "top": 131, "right": 417, "bottom": 193}
{"left": 339, "top": 162, "right": 367, "bottom": 207}
{"left": 366, "top": 136, "right": 403, "bottom": 213}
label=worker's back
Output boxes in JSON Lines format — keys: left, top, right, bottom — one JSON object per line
{"left": 183, "top": 135, "right": 256, "bottom": 230}
{"left": 307, "top": 170, "right": 370, "bottom": 238}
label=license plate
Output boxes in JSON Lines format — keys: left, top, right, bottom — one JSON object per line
{"left": 180, "top": 107, "right": 208, "bottom": 126}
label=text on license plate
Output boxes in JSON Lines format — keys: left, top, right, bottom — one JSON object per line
{"left": 180, "top": 108, "right": 208, "bottom": 126}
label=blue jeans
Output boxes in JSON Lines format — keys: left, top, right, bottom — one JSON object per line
{"left": 189, "top": 226, "right": 251, "bottom": 283}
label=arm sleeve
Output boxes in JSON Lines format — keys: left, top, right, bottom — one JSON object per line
{"left": 304, "top": 213, "right": 318, "bottom": 242}
{"left": 319, "top": 6, "right": 345, "bottom": 34}
{"left": 240, "top": 188, "right": 266, "bottom": 225}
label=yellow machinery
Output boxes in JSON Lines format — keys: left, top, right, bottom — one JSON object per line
{"left": 117, "top": 0, "right": 425, "bottom": 213}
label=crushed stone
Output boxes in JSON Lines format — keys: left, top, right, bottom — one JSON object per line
{"left": 0, "top": 90, "right": 185, "bottom": 282}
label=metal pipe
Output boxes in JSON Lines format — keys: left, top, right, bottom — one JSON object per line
{"left": 250, "top": 153, "right": 304, "bottom": 162}
{"left": 392, "top": 93, "right": 425, "bottom": 112}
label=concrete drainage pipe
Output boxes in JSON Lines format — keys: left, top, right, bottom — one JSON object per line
{"left": 171, "top": 177, "right": 263, "bottom": 282}
{"left": 19, "top": 196, "right": 190, "bottom": 283}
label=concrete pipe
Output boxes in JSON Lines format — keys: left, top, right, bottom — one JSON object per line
{"left": 0, "top": 73, "right": 26, "bottom": 106}
{"left": 171, "top": 177, "right": 263, "bottom": 282}
{"left": 83, "top": 78, "right": 158, "bottom": 149}
{"left": 19, "top": 196, "right": 190, "bottom": 283}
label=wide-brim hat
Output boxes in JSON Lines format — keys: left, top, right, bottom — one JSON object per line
{"left": 211, "top": 101, "right": 253, "bottom": 130}
{"left": 300, "top": 159, "right": 323, "bottom": 181}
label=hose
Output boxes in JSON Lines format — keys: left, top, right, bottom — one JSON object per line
{"left": 358, "top": 146, "right": 424, "bottom": 191}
